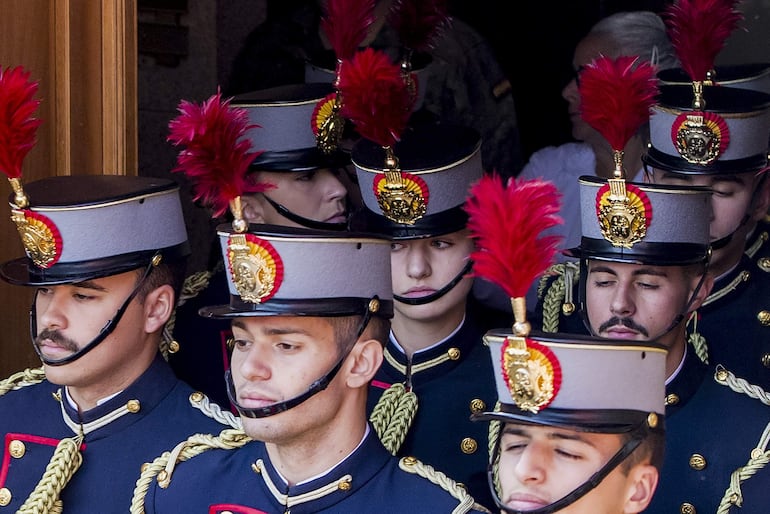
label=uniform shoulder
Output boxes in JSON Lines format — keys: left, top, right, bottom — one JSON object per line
{"left": 0, "top": 367, "right": 48, "bottom": 398}
{"left": 396, "top": 456, "right": 492, "bottom": 513}
{"left": 131, "top": 429, "right": 252, "bottom": 513}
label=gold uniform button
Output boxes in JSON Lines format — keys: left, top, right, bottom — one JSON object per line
{"left": 460, "top": 437, "right": 478, "bottom": 454}
{"left": 168, "top": 340, "right": 180, "bottom": 354}
{"left": 759, "top": 257, "right": 770, "bottom": 273}
{"left": 741, "top": 270, "right": 750, "bottom": 282}
{"left": 402, "top": 456, "right": 417, "bottom": 466}
{"left": 8, "top": 439, "right": 27, "bottom": 459}
{"left": 190, "top": 391, "right": 204, "bottom": 403}
{"left": 762, "top": 354, "right": 770, "bottom": 368}
{"left": 758, "top": 310, "right": 770, "bottom": 326}
{"left": 0, "top": 487, "right": 10, "bottom": 506}
{"left": 9, "top": 440, "right": 25, "bottom": 459}
{"left": 447, "top": 348, "right": 461, "bottom": 361}
{"left": 562, "top": 302, "right": 575, "bottom": 315}
{"left": 469, "top": 399, "right": 486, "bottom": 414}
{"left": 338, "top": 478, "right": 352, "bottom": 491}
{"left": 689, "top": 454, "right": 707, "bottom": 471}
{"left": 126, "top": 399, "right": 141, "bottom": 413}
{"left": 680, "top": 502, "right": 696, "bottom": 514}
{"left": 716, "top": 369, "right": 729, "bottom": 382}
{"left": 665, "top": 393, "right": 679, "bottom": 406}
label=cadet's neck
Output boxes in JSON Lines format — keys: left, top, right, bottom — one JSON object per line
{"left": 265, "top": 413, "right": 368, "bottom": 486}
{"left": 390, "top": 300, "right": 466, "bottom": 357}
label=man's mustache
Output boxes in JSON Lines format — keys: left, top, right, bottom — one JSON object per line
{"left": 597, "top": 316, "right": 649, "bottom": 337}
{"left": 35, "top": 328, "right": 80, "bottom": 353}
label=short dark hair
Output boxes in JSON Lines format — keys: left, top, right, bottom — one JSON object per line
{"left": 135, "top": 258, "right": 188, "bottom": 304}
{"left": 620, "top": 430, "right": 665, "bottom": 473}
{"left": 326, "top": 314, "right": 390, "bottom": 355}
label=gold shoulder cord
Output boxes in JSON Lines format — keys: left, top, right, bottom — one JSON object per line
{"left": 398, "top": 456, "right": 489, "bottom": 514}
{"left": 130, "top": 428, "right": 251, "bottom": 514}
{"left": 487, "top": 401, "right": 502, "bottom": 500}
{"left": 17, "top": 433, "right": 84, "bottom": 514}
{"left": 714, "top": 367, "right": 770, "bottom": 511}
{"left": 188, "top": 392, "right": 241, "bottom": 429}
{"left": 369, "top": 383, "right": 418, "bottom": 455}
{"left": 539, "top": 263, "right": 580, "bottom": 333}
{"left": 0, "top": 367, "right": 46, "bottom": 397}
{"left": 161, "top": 262, "right": 224, "bottom": 359}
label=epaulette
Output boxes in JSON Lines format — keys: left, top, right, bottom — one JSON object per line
{"left": 130, "top": 428, "right": 251, "bottom": 514}
{"left": 188, "top": 391, "right": 241, "bottom": 429}
{"left": 0, "top": 367, "right": 46, "bottom": 397}
{"left": 537, "top": 262, "right": 580, "bottom": 333}
{"left": 398, "top": 456, "right": 492, "bottom": 514}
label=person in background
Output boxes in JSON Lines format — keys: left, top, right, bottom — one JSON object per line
{"left": 643, "top": 0, "right": 770, "bottom": 388}
{"left": 463, "top": 173, "right": 665, "bottom": 514}
{"left": 352, "top": 119, "right": 506, "bottom": 510}
{"left": 169, "top": 83, "right": 356, "bottom": 409}
{"left": 518, "top": 11, "right": 678, "bottom": 259}
{"left": 225, "top": 0, "right": 523, "bottom": 179}
{"left": 476, "top": 11, "right": 680, "bottom": 313}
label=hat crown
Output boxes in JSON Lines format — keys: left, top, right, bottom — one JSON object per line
{"left": 351, "top": 121, "right": 482, "bottom": 238}
{"left": 204, "top": 225, "right": 394, "bottom": 318}
{"left": 571, "top": 176, "right": 711, "bottom": 265}
{"left": 483, "top": 330, "right": 667, "bottom": 429}
{"left": 1, "top": 175, "right": 190, "bottom": 285}
{"left": 232, "top": 83, "right": 350, "bottom": 172}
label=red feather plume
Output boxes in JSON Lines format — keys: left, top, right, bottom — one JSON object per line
{"left": 388, "top": 0, "right": 451, "bottom": 53}
{"left": 664, "top": 0, "right": 742, "bottom": 82}
{"left": 464, "top": 175, "right": 563, "bottom": 300}
{"left": 167, "top": 90, "right": 263, "bottom": 218}
{"left": 578, "top": 55, "right": 659, "bottom": 152}
{"left": 0, "top": 65, "right": 42, "bottom": 180}
{"left": 320, "top": 0, "right": 375, "bottom": 61}
{"left": 338, "top": 48, "right": 413, "bottom": 148}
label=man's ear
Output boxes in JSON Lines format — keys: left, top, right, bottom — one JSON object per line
{"left": 344, "top": 338, "right": 384, "bottom": 388}
{"left": 623, "top": 464, "right": 659, "bottom": 513}
{"left": 143, "top": 284, "right": 175, "bottom": 334}
{"left": 241, "top": 194, "right": 266, "bottom": 224}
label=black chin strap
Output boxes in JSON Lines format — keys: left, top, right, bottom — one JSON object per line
{"left": 262, "top": 195, "right": 348, "bottom": 231}
{"left": 227, "top": 307, "right": 375, "bottom": 418}
{"left": 579, "top": 258, "right": 709, "bottom": 342}
{"left": 31, "top": 256, "right": 159, "bottom": 366}
{"left": 710, "top": 213, "right": 750, "bottom": 250}
{"left": 393, "top": 260, "right": 473, "bottom": 306}
{"left": 488, "top": 425, "right": 645, "bottom": 514}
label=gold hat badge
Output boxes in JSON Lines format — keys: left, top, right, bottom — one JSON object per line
{"left": 577, "top": 55, "right": 659, "bottom": 248}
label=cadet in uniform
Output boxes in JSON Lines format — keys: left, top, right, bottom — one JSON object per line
{"left": 352, "top": 120, "right": 504, "bottom": 509}
{"left": 170, "top": 83, "right": 354, "bottom": 409}
{"left": 642, "top": 1, "right": 770, "bottom": 386}
{"left": 0, "top": 173, "right": 231, "bottom": 513}
{"left": 536, "top": 54, "right": 770, "bottom": 512}
{"left": 477, "top": 331, "right": 666, "bottom": 513}
{"left": 131, "top": 208, "right": 488, "bottom": 512}
{"left": 226, "top": 0, "right": 523, "bottom": 179}
{"left": 463, "top": 173, "right": 666, "bottom": 513}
